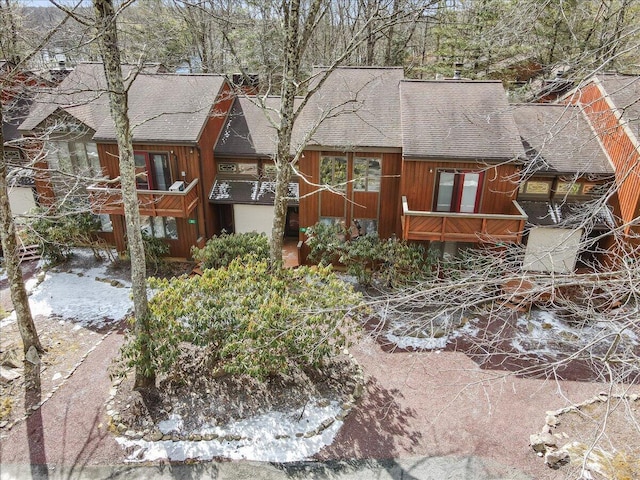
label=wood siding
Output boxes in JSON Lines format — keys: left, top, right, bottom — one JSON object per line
{"left": 93, "top": 81, "right": 235, "bottom": 258}
{"left": 88, "top": 179, "right": 199, "bottom": 217}
{"left": 400, "top": 159, "right": 520, "bottom": 215}
{"left": 96, "top": 142, "right": 203, "bottom": 257}
{"left": 203, "top": 81, "right": 235, "bottom": 237}
{"left": 571, "top": 82, "right": 640, "bottom": 235}
{"left": 298, "top": 150, "right": 402, "bottom": 238}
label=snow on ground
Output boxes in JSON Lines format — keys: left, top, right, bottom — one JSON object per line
{"left": 1, "top": 249, "right": 133, "bottom": 329}
{"left": 380, "top": 300, "right": 639, "bottom": 361}
{"left": 511, "top": 308, "right": 639, "bottom": 358}
{"left": 117, "top": 399, "right": 344, "bottom": 463}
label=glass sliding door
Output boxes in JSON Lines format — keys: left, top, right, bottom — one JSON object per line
{"left": 435, "top": 170, "right": 483, "bottom": 213}
{"left": 134, "top": 151, "right": 172, "bottom": 190}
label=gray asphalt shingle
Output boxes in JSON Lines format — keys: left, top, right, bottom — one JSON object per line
{"left": 399, "top": 80, "right": 525, "bottom": 161}
{"left": 512, "top": 103, "right": 614, "bottom": 175}
{"left": 595, "top": 74, "right": 640, "bottom": 141}
{"left": 20, "top": 63, "right": 227, "bottom": 144}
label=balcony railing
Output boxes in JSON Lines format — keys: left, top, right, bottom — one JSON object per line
{"left": 87, "top": 179, "right": 199, "bottom": 218}
{"left": 401, "top": 196, "right": 528, "bottom": 243}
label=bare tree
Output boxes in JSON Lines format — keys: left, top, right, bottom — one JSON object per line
{"left": 0, "top": 98, "right": 43, "bottom": 356}
{"left": 93, "top": 0, "right": 155, "bottom": 390}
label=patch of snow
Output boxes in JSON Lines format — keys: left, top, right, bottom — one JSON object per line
{"left": 117, "top": 399, "right": 344, "bottom": 463}
{"left": 158, "top": 414, "right": 184, "bottom": 434}
{"left": 386, "top": 332, "right": 448, "bottom": 350}
{"left": 511, "top": 308, "right": 639, "bottom": 358}
{"left": 1, "top": 251, "right": 133, "bottom": 329}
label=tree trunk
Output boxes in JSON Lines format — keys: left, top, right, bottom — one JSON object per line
{"left": 0, "top": 99, "right": 43, "bottom": 355}
{"left": 93, "top": 0, "right": 155, "bottom": 390}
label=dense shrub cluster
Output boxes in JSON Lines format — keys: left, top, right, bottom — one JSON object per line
{"left": 118, "top": 257, "right": 363, "bottom": 380}
{"left": 305, "top": 222, "right": 435, "bottom": 287}
{"left": 191, "top": 232, "right": 269, "bottom": 269}
{"left": 25, "top": 209, "right": 103, "bottom": 263}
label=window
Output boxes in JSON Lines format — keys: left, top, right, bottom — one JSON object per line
{"left": 353, "top": 218, "right": 378, "bottom": 236}
{"left": 519, "top": 180, "right": 552, "bottom": 197}
{"left": 141, "top": 216, "right": 178, "bottom": 239}
{"left": 320, "top": 156, "right": 347, "bottom": 191}
{"left": 3, "top": 149, "right": 22, "bottom": 164}
{"left": 319, "top": 216, "right": 344, "bottom": 227}
{"left": 353, "top": 157, "right": 381, "bottom": 192}
{"left": 46, "top": 140, "right": 101, "bottom": 177}
{"left": 435, "top": 171, "right": 483, "bottom": 213}
{"left": 262, "top": 164, "right": 277, "bottom": 179}
{"left": 96, "top": 214, "right": 113, "bottom": 233}
{"left": 134, "top": 152, "right": 172, "bottom": 190}
{"left": 555, "top": 181, "right": 581, "bottom": 197}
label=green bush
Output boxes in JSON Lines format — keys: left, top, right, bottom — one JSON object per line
{"left": 25, "top": 209, "right": 102, "bottom": 263}
{"left": 118, "top": 257, "right": 363, "bottom": 380}
{"left": 305, "top": 222, "right": 435, "bottom": 287}
{"left": 191, "top": 232, "right": 269, "bottom": 270}
{"left": 141, "top": 232, "right": 170, "bottom": 273}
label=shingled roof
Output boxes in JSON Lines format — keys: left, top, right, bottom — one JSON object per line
{"left": 215, "top": 96, "right": 281, "bottom": 157}
{"left": 20, "top": 63, "right": 228, "bottom": 144}
{"left": 512, "top": 103, "right": 614, "bottom": 175}
{"left": 595, "top": 74, "right": 640, "bottom": 141}
{"left": 216, "top": 67, "right": 404, "bottom": 156}
{"left": 399, "top": 80, "right": 525, "bottom": 161}
{"left": 295, "top": 66, "right": 403, "bottom": 150}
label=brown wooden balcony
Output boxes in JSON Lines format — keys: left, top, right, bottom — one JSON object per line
{"left": 87, "top": 179, "right": 199, "bottom": 218}
{"left": 401, "top": 196, "right": 527, "bottom": 243}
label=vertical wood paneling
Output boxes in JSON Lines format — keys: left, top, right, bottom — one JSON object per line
{"left": 400, "top": 159, "right": 519, "bottom": 215}
{"left": 298, "top": 150, "right": 320, "bottom": 240}
{"left": 572, "top": 83, "right": 640, "bottom": 234}
{"left": 202, "top": 81, "right": 235, "bottom": 238}
{"left": 379, "top": 152, "right": 402, "bottom": 238}
{"left": 97, "top": 142, "right": 203, "bottom": 256}
{"left": 93, "top": 80, "right": 235, "bottom": 258}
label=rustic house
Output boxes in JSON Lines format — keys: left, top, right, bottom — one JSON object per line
{"left": 17, "top": 64, "right": 634, "bottom": 268}
{"left": 19, "top": 63, "right": 234, "bottom": 257}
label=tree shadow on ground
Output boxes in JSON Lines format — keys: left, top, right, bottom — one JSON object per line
{"left": 313, "top": 377, "right": 422, "bottom": 460}
{"left": 24, "top": 356, "right": 48, "bottom": 480}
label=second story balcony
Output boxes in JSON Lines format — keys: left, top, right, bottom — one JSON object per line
{"left": 401, "top": 196, "right": 527, "bottom": 244}
{"left": 87, "top": 178, "right": 199, "bottom": 218}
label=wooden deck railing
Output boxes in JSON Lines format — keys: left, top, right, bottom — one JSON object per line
{"left": 87, "top": 179, "right": 199, "bottom": 218}
{"left": 401, "top": 196, "right": 527, "bottom": 243}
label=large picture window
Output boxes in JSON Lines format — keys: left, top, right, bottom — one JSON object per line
{"left": 435, "top": 171, "right": 483, "bottom": 213}
{"left": 134, "top": 152, "right": 172, "bottom": 190}
{"left": 320, "top": 156, "right": 347, "bottom": 191}
{"left": 46, "top": 140, "right": 101, "bottom": 177}
{"left": 353, "top": 157, "right": 381, "bottom": 192}
{"left": 141, "top": 216, "right": 178, "bottom": 239}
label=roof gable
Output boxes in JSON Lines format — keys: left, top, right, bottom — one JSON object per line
{"left": 215, "top": 96, "right": 281, "bottom": 156}
{"left": 20, "top": 63, "right": 228, "bottom": 144}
